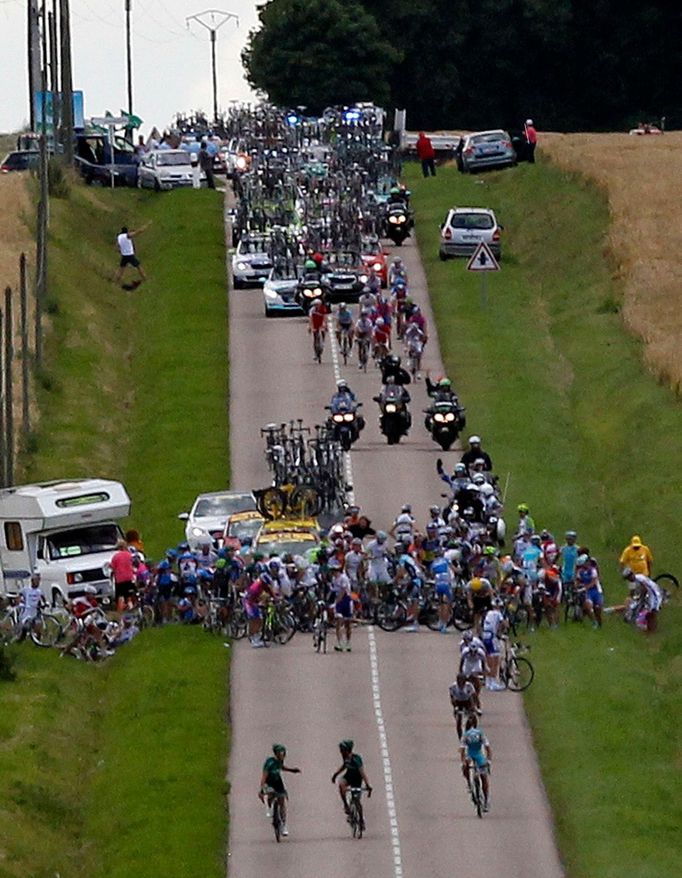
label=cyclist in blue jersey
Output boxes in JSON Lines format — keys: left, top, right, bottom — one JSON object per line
{"left": 460, "top": 726, "right": 492, "bottom": 811}
{"left": 558, "top": 531, "right": 579, "bottom": 587}
{"left": 395, "top": 543, "right": 423, "bottom": 631}
{"left": 431, "top": 547, "right": 453, "bottom": 634}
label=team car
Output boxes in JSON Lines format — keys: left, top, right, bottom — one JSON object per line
{"left": 232, "top": 234, "right": 274, "bottom": 289}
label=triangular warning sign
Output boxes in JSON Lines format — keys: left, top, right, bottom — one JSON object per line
{"left": 466, "top": 241, "right": 500, "bottom": 272}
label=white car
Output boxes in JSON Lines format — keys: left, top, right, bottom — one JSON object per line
{"left": 439, "top": 207, "right": 502, "bottom": 260}
{"left": 178, "top": 490, "right": 257, "bottom": 548}
{"left": 232, "top": 235, "right": 274, "bottom": 288}
{"left": 137, "top": 149, "right": 204, "bottom": 190}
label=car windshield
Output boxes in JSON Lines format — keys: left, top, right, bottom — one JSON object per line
{"left": 240, "top": 240, "right": 269, "bottom": 254}
{"left": 228, "top": 518, "right": 263, "bottom": 541}
{"left": 157, "top": 153, "right": 191, "bottom": 167}
{"left": 361, "top": 241, "right": 381, "bottom": 255}
{"left": 258, "top": 538, "right": 318, "bottom": 557}
{"left": 46, "top": 524, "right": 121, "bottom": 560}
{"left": 451, "top": 213, "right": 494, "bottom": 230}
{"left": 471, "top": 133, "right": 508, "bottom": 145}
{"left": 194, "top": 494, "right": 255, "bottom": 518}
{"left": 329, "top": 252, "right": 357, "bottom": 267}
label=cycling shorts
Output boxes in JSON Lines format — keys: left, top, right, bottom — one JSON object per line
{"left": 436, "top": 582, "right": 453, "bottom": 602}
{"left": 335, "top": 594, "right": 354, "bottom": 619}
{"left": 482, "top": 632, "right": 500, "bottom": 656}
{"left": 586, "top": 586, "right": 603, "bottom": 607}
{"left": 243, "top": 598, "right": 262, "bottom": 620}
{"left": 342, "top": 769, "right": 363, "bottom": 787}
{"left": 467, "top": 754, "right": 489, "bottom": 773}
{"left": 265, "top": 776, "right": 286, "bottom": 796}
{"left": 472, "top": 594, "right": 492, "bottom": 614}
{"left": 406, "top": 578, "right": 422, "bottom": 600}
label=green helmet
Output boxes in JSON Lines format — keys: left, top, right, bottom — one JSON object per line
{"left": 273, "top": 743, "right": 286, "bottom": 755}
{"left": 484, "top": 546, "right": 496, "bottom": 556}
{"left": 390, "top": 186, "right": 400, "bottom": 195}
{"left": 439, "top": 378, "right": 451, "bottom": 388}
{"left": 339, "top": 739, "right": 354, "bottom": 752}
{"left": 517, "top": 503, "right": 529, "bottom": 514}
{"left": 304, "top": 258, "right": 317, "bottom": 270}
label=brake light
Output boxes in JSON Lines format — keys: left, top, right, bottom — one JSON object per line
{"left": 504, "top": 141, "right": 512, "bottom": 148}
{"left": 492, "top": 230, "right": 500, "bottom": 242}
{"left": 464, "top": 148, "right": 474, "bottom": 155}
{"left": 444, "top": 228, "right": 452, "bottom": 240}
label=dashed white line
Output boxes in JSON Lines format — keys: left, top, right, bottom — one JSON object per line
{"left": 328, "top": 316, "right": 402, "bottom": 875}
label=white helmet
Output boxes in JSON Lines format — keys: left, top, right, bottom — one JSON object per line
{"left": 469, "top": 435, "right": 481, "bottom": 445}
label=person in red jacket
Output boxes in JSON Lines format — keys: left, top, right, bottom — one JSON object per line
{"left": 524, "top": 119, "right": 538, "bottom": 163}
{"left": 416, "top": 131, "right": 436, "bottom": 178}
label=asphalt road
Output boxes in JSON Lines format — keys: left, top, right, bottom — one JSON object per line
{"left": 227, "top": 216, "right": 565, "bottom": 877}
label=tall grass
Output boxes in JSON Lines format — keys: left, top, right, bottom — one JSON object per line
{"left": 406, "top": 160, "right": 682, "bottom": 878}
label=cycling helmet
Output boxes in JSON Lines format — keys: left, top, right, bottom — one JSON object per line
{"left": 273, "top": 744, "right": 286, "bottom": 755}
{"left": 517, "top": 503, "right": 529, "bottom": 514}
{"left": 328, "top": 558, "right": 342, "bottom": 570}
{"left": 462, "top": 630, "right": 473, "bottom": 642}
{"left": 455, "top": 463, "right": 467, "bottom": 473}
{"left": 621, "top": 566, "right": 634, "bottom": 579}
{"left": 401, "top": 503, "right": 412, "bottom": 513}
{"left": 260, "top": 571, "right": 273, "bottom": 586}
{"left": 470, "top": 577, "right": 483, "bottom": 592}
{"left": 339, "top": 739, "right": 354, "bottom": 752}
{"left": 339, "top": 301, "right": 347, "bottom": 309}
{"left": 472, "top": 473, "right": 486, "bottom": 485}
{"left": 376, "top": 317, "right": 385, "bottom": 325}
{"left": 530, "top": 535, "right": 542, "bottom": 544}
{"left": 158, "top": 559, "right": 171, "bottom": 570}
{"left": 540, "top": 529, "right": 551, "bottom": 539}
{"left": 492, "top": 597, "right": 504, "bottom": 608}
{"left": 390, "top": 186, "right": 400, "bottom": 194}
{"left": 430, "top": 505, "right": 440, "bottom": 514}
{"left": 484, "top": 546, "right": 496, "bottom": 556}
{"left": 376, "top": 531, "right": 388, "bottom": 543}
{"left": 439, "top": 378, "right": 452, "bottom": 388}
{"left": 351, "top": 537, "right": 362, "bottom": 547}
{"left": 469, "top": 435, "right": 481, "bottom": 445}
{"left": 565, "top": 530, "right": 577, "bottom": 539}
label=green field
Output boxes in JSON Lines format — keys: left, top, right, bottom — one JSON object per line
{"left": 405, "top": 161, "right": 682, "bottom": 878}
{"left": 0, "top": 182, "right": 231, "bottom": 877}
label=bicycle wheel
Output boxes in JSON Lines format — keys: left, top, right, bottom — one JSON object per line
{"left": 141, "top": 605, "right": 156, "bottom": 628}
{"left": 505, "top": 656, "right": 535, "bottom": 692}
{"left": 423, "top": 600, "right": 442, "bottom": 631}
{"left": 352, "top": 799, "right": 364, "bottom": 838}
{"left": 654, "top": 573, "right": 679, "bottom": 590}
{"left": 272, "top": 798, "right": 282, "bottom": 842}
{"left": 229, "top": 607, "right": 248, "bottom": 640}
{"left": 452, "top": 602, "right": 473, "bottom": 631}
{"left": 289, "top": 486, "right": 322, "bottom": 518}
{"left": 258, "top": 487, "right": 287, "bottom": 520}
{"left": 473, "top": 774, "right": 483, "bottom": 818}
{"left": 275, "top": 612, "right": 297, "bottom": 644}
{"left": 0, "top": 611, "right": 20, "bottom": 644}
{"left": 376, "top": 599, "right": 406, "bottom": 632}
{"left": 30, "top": 614, "right": 63, "bottom": 648}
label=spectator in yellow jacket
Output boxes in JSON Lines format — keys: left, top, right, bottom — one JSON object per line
{"left": 619, "top": 535, "right": 653, "bottom": 576}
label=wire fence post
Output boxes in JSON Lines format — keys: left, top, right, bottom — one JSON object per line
{"left": 0, "top": 300, "right": 6, "bottom": 487}
{"left": 35, "top": 133, "right": 48, "bottom": 367}
{"left": 4, "top": 287, "right": 14, "bottom": 487}
{"left": 20, "top": 253, "right": 30, "bottom": 438}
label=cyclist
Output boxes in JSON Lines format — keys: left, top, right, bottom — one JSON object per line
{"left": 358, "top": 287, "right": 378, "bottom": 313}
{"left": 460, "top": 726, "right": 492, "bottom": 812}
{"left": 354, "top": 309, "right": 373, "bottom": 368}
{"left": 449, "top": 672, "right": 478, "bottom": 738}
{"left": 329, "top": 558, "right": 354, "bottom": 652}
{"left": 558, "top": 530, "right": 579, "bottom": 589}
{"left": 18, "top": 573, "right": 45, "bottom": 638}
{"left": 388, "top": 256, "right": 407, "bottom": 287}
{"left": 622, "top": 566, "right": 660, "bottom": 631}
{"left": 394, "top": 542, "right": 423, "bottom": 631}
{"left": 466, "top": 576, "right": 494, "bottom": 633}
{"left": 259, "top": 744, "right": 301, "bottom": 837}
{"left": 515, "top": 503, "right": 535, "bottom": 538}
{"left": 619, "top": 535, "right": 653, "bottom": 577}
{"left": 243, "top": 572, "right": 276, "bottom": 648}
{"left": 331, "top": 740, "right": 372, "bottom": 819}
{"left": 431, "top": 547, "right": 454, "bottom": 633}
{"left": 481, "top": 598, "right": 508, "bottom": 689}
{"left": 577, "top": 551, "right": 603, "bottom": 629}
{"left": 403, "top": 320, "right": 426, "bottom": 377}
{"left": 372, "top": 317, "right": 391, "bottom": 360}
{"left": 335, "top": 302, "right": 354, "bottom": 348}
{"left": 308, "top": 298, "right": 328, "bottom": 358}
{"left": 390, "top": 503, "right": 415, "bottom": 543}
{"left": 365, "top": 531, "right": 392, "bottom": 602}
{"left": 406, "top": 303, "right": 427, "bottom": 339}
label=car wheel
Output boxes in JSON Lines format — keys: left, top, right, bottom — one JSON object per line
{"left": 154, "top": 178, "right": 161, "bottom": 192}
{"left": 233, "top": 278, "right": 244, "bottom": 290}
{"left": 265, "top": 307, "right": 274, "bottom": 318}
{"left": 136, "top": 175, "right": 143, "bottom": 189}
{"left": 439, "top": 251, "right": 448, "bottom": 262}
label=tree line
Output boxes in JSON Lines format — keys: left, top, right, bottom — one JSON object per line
{"left": 242, "top": 0, "right": 682, "bottom": 131}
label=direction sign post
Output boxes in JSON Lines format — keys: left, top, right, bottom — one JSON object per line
{"left": 466, "top": 241, "right": 500, "bottom": 308}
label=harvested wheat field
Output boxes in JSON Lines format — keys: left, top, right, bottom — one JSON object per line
{"left": 0, "top": 173, "right": 32, "bottom": 293}
{"left": 542, "top": 132, "right": 682, "bottom": 391}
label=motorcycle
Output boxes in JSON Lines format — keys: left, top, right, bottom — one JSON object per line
{"left": 385, "top": 204, "right": 411, "bottom": 246}
{"left": 295, "top": 275, "right": 326, "bottom": 313}
{"left": 374, "top": 387, "right": 411, "bottom": 445}
{"left": 424, "top": 400, "right": 466, "bottom": 450}
{"left": 326, "top": 400, "right": 363, "bottom": 451}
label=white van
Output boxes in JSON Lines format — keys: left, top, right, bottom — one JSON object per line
{"left": 0, "top": 479, "right": 131, "bottom": 604}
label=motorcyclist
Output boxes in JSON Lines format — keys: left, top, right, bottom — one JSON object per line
{"left": 426, "top": 373, "right": 459, "bottom": 404}
{"left": 379, "top": 353, "right": 411, "bottom": 386}
{"left": 461, "top": 436, "right": 493, "bottom": 472}
{"left": 330, "top": 379, "right": 364, "bottom": 430}
{"left": 387, "top": 185, "right": 410, "bottom": 207}
{"left": 303, "top": 257, "right": 320, "bottom": 278}
{"left": 374, "top": 375, "right": 411, "bottom": 430}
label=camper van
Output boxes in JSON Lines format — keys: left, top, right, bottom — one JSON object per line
{"left": 0, "top": 479, "right": 131, "bottom": 603}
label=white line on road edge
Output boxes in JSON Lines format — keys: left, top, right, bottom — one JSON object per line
{"left": 368, "top": 626, "right": 404, "bottom": 878}
{"left": 327, "top": 315, "right": 355, "bottom": 505}
{"left": 329, "top": 319, "right": 403, "bottom": 874}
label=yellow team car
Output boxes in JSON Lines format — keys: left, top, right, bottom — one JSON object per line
{"left": 254, "top": 518, "right": 320, "bottom": 559}
{"left": 222, "top": 509, "right": 266, "bottom": 550}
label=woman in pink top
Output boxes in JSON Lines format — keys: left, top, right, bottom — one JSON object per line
{"left": 110, "top": 539, "right": 135, "bottom": 602}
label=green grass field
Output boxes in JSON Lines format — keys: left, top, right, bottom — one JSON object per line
{"left": 0, "top": 182, "right": 231, "bottom": 877}
{"left": 405, "top": 160, "right": 682, "bottom": 878}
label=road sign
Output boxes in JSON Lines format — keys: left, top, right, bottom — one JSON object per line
{"left": 466, "top": 241, "right": 500, "bottom": 272}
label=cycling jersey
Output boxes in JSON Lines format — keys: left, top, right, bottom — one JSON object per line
{"left": 560, "top": 543, "right": 579, "bottom": 582}
{"left": 373, "top": 324, "right": 390, "bottom": 346}
{"left": 634, "top": 573, "right": 662, "bottom": 611}
{"left": 337, "top": 309, "right": 353, "bottom": 327}
{"left": 393, "top": 512, "right": 415, "bottom": 541}
{"left": 262, "top": 756, "right": 286, "bottom": 794}
{"left": 309, "top": 309, "right": 326, "bottom": 331}
{"left": 462, "top": 728, "right": 489, "bottom": 767}
{"left": 342, "top": 753, "right": 364, "bottom": 786}
{"left": 460, "top": 644, "right": 486, "bottom": 676}
{"left": 449, "top": 681, "right": 476, "bottom": 704}
{"left": 355, "top": 318, "right": 373, "bottom": 337}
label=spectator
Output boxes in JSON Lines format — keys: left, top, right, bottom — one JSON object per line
{"left": 524, "top": 119, "right": 538, "bottom": 163}
{"left": 416, "top": 131, "right": 436, "bottom": 178}
{"left": 114, "top": 224, "right": 149, "bottom": 287}
{"left": 619, "top": 535, "right": 653, "bottom": 577}
{"left": 199, "top": 142, "right": 215, "bottom": 189}
{"left": 110, "top": 539, "right": 136, "bottom": 608}
{"left": 190, "top": 152, "right": 201, "bottom": 189}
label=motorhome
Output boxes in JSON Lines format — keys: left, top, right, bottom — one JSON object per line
{"left": 0, "top": 479, "right": 131, "bottom": 603}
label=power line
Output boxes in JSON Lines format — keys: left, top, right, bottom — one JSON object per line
{"left": 186, "top": 9, "right": 238, "bottom": 123}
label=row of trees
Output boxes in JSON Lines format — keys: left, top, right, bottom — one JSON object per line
{"left": 242, "top": 0, "right": 682, "bottom": 131}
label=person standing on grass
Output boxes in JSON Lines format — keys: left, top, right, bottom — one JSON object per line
{"left": 114, "top": 223, "right": 150, "bottom": 285}
{"left": 199, "top": 141, "right": 215, "bottom": 189}
{"left": 416, "top": 131, "right": 436, "bottom": 177}
{"left": 524, "top": 120, "right": 538, "bottom": 163}
{"left": 110, "top": 539, "right": 136, "bottom": 609}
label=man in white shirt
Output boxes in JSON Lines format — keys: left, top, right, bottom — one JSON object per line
{"left": 114, "top": 223, "right": 150, "bottom": 286}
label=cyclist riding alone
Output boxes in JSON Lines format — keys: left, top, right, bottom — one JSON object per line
{"left": 331, "top": 740, "right": 372, "bottom": 818}
{"left": 460, "top": 726, "right": 492, "bottom": 812}
{"left": 619, "top": 535, "right": 653, "bottom": 577}
{"left": 449, "top": 672, "right": 478, "bottom": 738}
{"left": 259, "top": 743, "right": 301, "bottom": 837}
{"left": 308, "top": 296, "right": 328, "bottom": 334}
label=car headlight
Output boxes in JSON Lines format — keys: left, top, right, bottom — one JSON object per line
{"left": 265, "top": 288, "right": 278, "bottom": 298}
{"left": 359, "top": 274, "right": 368, "bottom": 283}
{"left": 191, "top": 527, "right": 205, "bottom": 537}
{"left": 373, "top": 262, "right": 383, "bottom": 271}
{"left": 73, "top": 572, "right": 83, "bottom": 583}
{"left": 333, "top": 414, "right": 344, "bottom": 423}
{"left": 236, "top": 262, "right": 248, "bottom": 271}
{"left": 385, "top": 403, "right": 397, "bottom": 413}
{"left": 236, "top": 156, "right": 247, "bottom": 170}
{"left": 343, "top": 413, "right": 355, "bottom": 422}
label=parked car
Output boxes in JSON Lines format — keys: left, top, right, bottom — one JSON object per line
{"left": 75, "top": 134, "right": 138, "bottom": 187}
{"left": 457, "top": 130, "right": 516, "bottom": 173}
{"left": 263, "top": 264, "right": 305, "bottom": 317}
{"left": 1, "top": 150, "right": 39, "bottom": 173}
{"left": 178, "top": 490, "right": 257, "bottom": 548}
{"left": 232, "top": 234, "right": 274, "bottom": 289}
{"left": 137, "top": 149, "right": 203, "bottom": 190}
{"left": 439, "top": 207, "right": 502, "bottom": 260}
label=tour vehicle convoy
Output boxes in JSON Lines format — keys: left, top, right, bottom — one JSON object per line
{"left": 179, "top": 490, "right": 257, "bottom": 547}
{"left": 0, "top": 479, "right": 131, "bottom": 603}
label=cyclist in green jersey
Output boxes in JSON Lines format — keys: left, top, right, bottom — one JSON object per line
{"left": 331, "top": 739, "right": 372, "bottom": 816}
{"left": 258, "top": 744, "right": 301, "bottom": 836}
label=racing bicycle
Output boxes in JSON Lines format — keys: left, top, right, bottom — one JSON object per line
{"left": 312, "top": 328, "right": 325, "bottom": 363}
{"left": 465, "top": 760, "right": 488, "bottom": 818}
{"left": 347, "top": 785, "right": 371, "bottom": 838}
{"left": 271, "top": 791, "right": 286, "bottom": 842}
{"left": 356, "top": 334, "right": 370, "bottom": 371}
{"left": 312, "top": 600, "right": 329, "bottom": 653}
{"left": 262, "top": 601, "right": 296, "bottom": 646}
{"left": 499, "top": 639, "right": 534, "bottom": 691}
{"left": 339, "top": 327, "right": 353, "bottom": 365}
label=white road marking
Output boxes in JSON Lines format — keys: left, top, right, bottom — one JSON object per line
{"left": 368, "top": 625, "right": 404, "bottom": 878}
{"left": 328, "top": 315, "right": 402, "bottom": 875}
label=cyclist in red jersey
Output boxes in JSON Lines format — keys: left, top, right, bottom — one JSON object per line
{"left": 308, "top": 299, "right": 328, "bottom": 333}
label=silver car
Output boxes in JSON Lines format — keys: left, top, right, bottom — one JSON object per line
{"left": 458, "top": 130, "right": 516, "bottom": 173}
{"left": 231, "top": 235, "right": 274, "bottom": 288}
{"left": 439, "top": 207, "right": 502, "bottom": 260}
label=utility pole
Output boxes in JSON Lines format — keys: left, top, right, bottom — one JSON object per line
{"left": 28, "top": 0, "right": 42, "bottom": 130}
{"left": 125, "top": 0, "right": 133, "bottom": 116}
{"left": 186, "top": 10, "right": 239, "bottom": 125}
{"left": 48, "top": 0, "right": 60, "bottom": 138}
{"left": 59, "top": 0, "right": 73, "bottom": 164}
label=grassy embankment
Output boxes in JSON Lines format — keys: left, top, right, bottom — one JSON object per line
{"left": 0, "top": 183, "right": 230, "bottom": 878}
{"left": 405, "top": 161, "right": 681, "bottom": 878}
